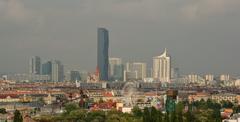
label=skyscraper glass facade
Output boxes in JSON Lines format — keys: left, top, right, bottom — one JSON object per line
{"left": 97, "top": 28, "right": 109, "bottom": 81}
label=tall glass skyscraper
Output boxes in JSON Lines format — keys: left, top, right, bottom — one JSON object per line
{"left": 41, "top": 60, "right": 64, "bottom": 82}
{"left": 97, "top": 28, "right": 109, "bottom": 81}
{"left": 42, "top": 61, "right": 52, "bottom": 75}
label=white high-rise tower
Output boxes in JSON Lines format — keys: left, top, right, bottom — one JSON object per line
{"left": 153, "top": 48, "right": 171, "bottom": 82}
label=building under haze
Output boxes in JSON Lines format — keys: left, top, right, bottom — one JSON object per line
{"left": 124, "top": 62, "right": 147, "bottom": 81}
{"left": 97, "top": 28, "right": 109, "bottom": 81}
{"left": 220, "top": 74, "right": 230, "bottom": 81}
{"left": 70, "top": 71, "right": 81, "bottom": 81}
{"left": 51, "top": 60, "right": 64, "bottom": 82}
{"left": 205, "top": 74, "right": 214, "bottom": 81}
{"left": 109, "top": 58, "right": 124, "bottom": 81}
{"left": 153, "top": 48, "right": 171, "bottom": 82}
{"left": 42, "top": 61, "right": 52, "bottom": 76}
{"left": 29, "top": 56, "right": 41, "bottom": 75}
{"left": 171, "top": 67, "right": 180, "bottom": 79}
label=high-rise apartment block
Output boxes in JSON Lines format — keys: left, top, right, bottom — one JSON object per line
{"left": 51, "top": 60, "right": 64, "bottom": 82}
{"left": 220, "top": 74, "right": 230, "bottom": 81}
{"left": 153, "top": 48, "right": 171, "bottom": 82}
{"left": 205, "top": 74, "right": 214, "bottom": 81}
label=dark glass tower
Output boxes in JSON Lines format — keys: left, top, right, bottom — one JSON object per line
{"left": 42, "top": 61, "right": 52, "bottom": 75}
{"left": 97, "top": 28, "right": 109, "bottom": 81}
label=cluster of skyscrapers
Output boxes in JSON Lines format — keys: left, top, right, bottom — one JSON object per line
{"left": 29, "top": 56, "right": 64, "bottom": 82}
{"left": 27, "top": 28, "right": 173, "bottom": 83}
{"left": 97, "top": 28, "right": 173, "bottom": 82}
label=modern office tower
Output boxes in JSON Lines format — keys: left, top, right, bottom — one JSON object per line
{"left": 220, "top": 74, "right": 230, "bottom": 81}
{"left": 205, "top": 74, "right": 214, "bottom": 81}
{"left": 125, "top": 62, "right": 147, "bottom": 80}
{"left": 42, "top": 61, "right": 52, "bottom": 75}
{"left": 171, "top": 68, "right": 180, "bottom": 79}
{"left": 51, "top": 60, "right": 64, "bottom": 82}
{"left": 97, "top": 28, "right": 109, "bottom": 81}
{"left": 153, "top": 48, "right": 171, "bottom": 82}
{"left": 109, "top": 58, "right": 123, "bottom": 81}
{"left": 132, "top": 62, "right": 147, "bottom": 80}
{"left": 29, "top": 56, "right": 41, "bottom": 75}
{"left": 70, "top": 71, "right": 81, "bottom": 81}
{"left": 114, "top": 65, "right": 124, "bottom": 81}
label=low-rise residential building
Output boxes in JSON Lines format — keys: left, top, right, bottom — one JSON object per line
{"left": 212, "top": 93, "right": 237, "bottom": 103}
{"left": 188, "top": 92, "right": 210, "bottom": 103}
{"left": 0, "top": 94, "right": 19, "bottom": 103}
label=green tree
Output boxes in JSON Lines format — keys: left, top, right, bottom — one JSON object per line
{"left": 67, "top": 109, "right": 86, "bottom": 122}
{"left": 37, "top": 97, "right": 46, "bottom": 105}
{"left": 212, "top": 109, "right": 221, "bottom": 122}
{"left": 86, "top": 110, "right": 106, "bottom": 122}
{"left": 142, "top": 107, "right": 159, "bottom": 122}
{"left": 150, "top": 107, "right": 159, "bottom": 122}
{"left": 164, "top": 112, "right": 169, "bottom": 122}
{"left": 106, "top": 114, "right": 120, "bottom": 122}
{"left": 132, "top": 106, "right": 142, "bottom": 118}
{"left": 206, "top": 99, "right": 213, "bottom": 108}
{"left": 143, "top": 107, "right": 151, "bottom": 122}
{"left": 194, "top": 109, "right": 214, "bottom": 122}
{"left": 176, "top": 102, "right": 184, "bottom": 122}
{"left": 13, "top": 110, "right": 23, "bottom": 122}
{"left": 157, "top": 110, "right": 163, "bottom": 122}
{"left": 184, "top": 110, "right": 194, "bottom": 122}
{"left": 221, "top": 100, "right": 234, "bottom": 108}
{"left": 170, "top": 111, "right": 176, "bottom": 122}
{"left": 63, "top": 103, "right": 79, "bottom": 115}
{"left": 0, "top": 108, "right": 7, "bottom": 114}
{"left": 233, "top": 105, "right": 240, "bottom": 114}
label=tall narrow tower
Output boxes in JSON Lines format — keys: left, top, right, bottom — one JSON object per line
{"left": 29, "top": 56, "right": 41, "bottom": 75}
{"left": 153, "top": 48, "right": 171, "bottom": 82}
{"left": 97, "top": 28, "right": 109, "bottom": 81}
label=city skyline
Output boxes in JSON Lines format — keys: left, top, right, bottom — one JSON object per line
{"left": 1, "top": 0, "right": 240, "bottom": 75}
{"left": 1, "top": 1, "right": 240, "bottom": 121}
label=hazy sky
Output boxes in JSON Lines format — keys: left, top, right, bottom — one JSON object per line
{"left": 0, "top": 0, "right": 240, "bottom": 75}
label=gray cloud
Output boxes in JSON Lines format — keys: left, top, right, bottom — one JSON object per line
{"left": 0, "top": 0, "right": 240, "bottom": 75}
{"left": 181, "top": 0, "right": 240, "bottom": 20}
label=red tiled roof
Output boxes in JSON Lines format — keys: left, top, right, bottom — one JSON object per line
{"left": 0, "top": 94, "right": 19, "bottom": 99}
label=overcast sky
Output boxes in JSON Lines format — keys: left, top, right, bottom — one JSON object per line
{"left": 0, "top": 0, "right": 240, "bottom": 75}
